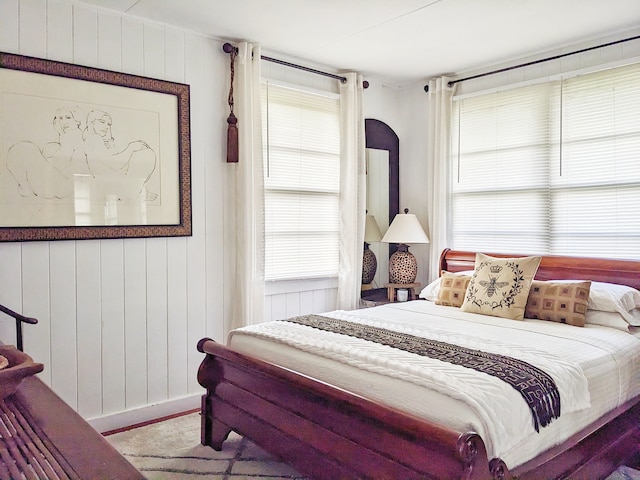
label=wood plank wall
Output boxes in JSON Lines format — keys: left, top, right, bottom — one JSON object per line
{"left": 0, "top": 0, "right": 339, "bottom": 429}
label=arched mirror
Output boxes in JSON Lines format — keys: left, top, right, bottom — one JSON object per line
{"left": 364, "top": 118, "right": 399, "bottom": 288}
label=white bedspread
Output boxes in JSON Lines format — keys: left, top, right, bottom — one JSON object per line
{"left": 228, "top": 300, "right": 640, "bottom": 468}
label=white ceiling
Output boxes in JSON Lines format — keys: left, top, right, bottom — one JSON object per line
{"left": 73, "top": 0, "right": 640, "bottom": 82}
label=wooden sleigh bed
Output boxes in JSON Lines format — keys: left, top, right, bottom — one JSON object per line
{"left": 197, "top": 249, "right": 640, "bottom": 480}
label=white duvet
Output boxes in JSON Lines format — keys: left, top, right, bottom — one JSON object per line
{"left": 228, "top": 300, "right": 640, "bottom": 468}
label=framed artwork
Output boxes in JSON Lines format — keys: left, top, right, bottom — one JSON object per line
{"left": 0, "top": 52, "right": 191, "bottom": 241}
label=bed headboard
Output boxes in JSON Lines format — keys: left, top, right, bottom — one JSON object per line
{"left": 439, "top": 248, "right": 640, "bottom": 290}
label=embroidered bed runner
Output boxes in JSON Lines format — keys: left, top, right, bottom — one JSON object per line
{"left": 284, "top": 314, "right": 560, "bottom": 432}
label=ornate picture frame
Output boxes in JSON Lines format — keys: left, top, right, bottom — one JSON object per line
{"left": 0, "top": 52, "right": 191, "bottom": 241}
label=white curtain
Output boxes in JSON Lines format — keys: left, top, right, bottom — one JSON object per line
{"left": 337, "top": 73, "right": 366, "bottom": 310}
{"left": 426, "top": 77, "right": 455, "bottom": 281}
{"left": 231, "top": 42, "right": 265, "bottom": 331}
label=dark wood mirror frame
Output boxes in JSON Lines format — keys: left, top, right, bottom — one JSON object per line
{"left": 365, "top": 118, "right": 399, "bottom": 258}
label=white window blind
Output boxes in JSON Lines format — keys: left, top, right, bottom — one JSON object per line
{"left": 552, "top": 64, "right": 640, "bottom": 257}
{"left": 262, "top": 82, "right": 341, "bottom": 280}
{"left": 451, "top": 83, "right": 554, "bottom": 253}
{"left": 451, "top": 62, "right": 640, "bottom": 259}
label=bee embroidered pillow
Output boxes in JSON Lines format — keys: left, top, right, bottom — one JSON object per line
{"left": 461, "top": 253, "right": 542, "bottom": 320}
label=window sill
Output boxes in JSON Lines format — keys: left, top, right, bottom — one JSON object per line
{"left": 265, "top": 277, "right": 338, "bottom": 296}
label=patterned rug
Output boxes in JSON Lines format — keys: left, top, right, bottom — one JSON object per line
{"left": 105, "top": 412, "right": 306, "bottom": 479}
{"left": 106, "top": 410, "right": 639, "bottom": 480}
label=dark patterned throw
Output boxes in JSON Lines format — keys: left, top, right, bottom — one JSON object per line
{"left": 284, "top": 315, "right": 560, "bottom": 432}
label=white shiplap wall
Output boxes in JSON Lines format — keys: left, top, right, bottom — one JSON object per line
{"left": 0, "top": 0, "right": 343, "bottom": 431}
{"left": 0, "top": 0, "right": 221, "bottom": 430}
{"left": 0, "top": 0, "right": 225, "bottom": 429}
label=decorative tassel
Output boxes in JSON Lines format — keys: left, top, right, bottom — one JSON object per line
{"left": 226, "top": 112, "right": 238, "bottom": 163}
{"left": 225, "top": 43, "right": 238, "bottom": 163}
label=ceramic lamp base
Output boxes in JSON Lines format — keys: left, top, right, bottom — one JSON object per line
{"left": 362, "top": 243, "right": 377, "bottom": 285}
{"left": 388, "top": 244, "right": 417, "bottom": 284}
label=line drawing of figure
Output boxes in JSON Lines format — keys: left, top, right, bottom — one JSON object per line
{"left": 6, "top": 106, "right": 90, "bottom": 199}
{"left": 82, "top": 109, "right": 158, "bottom": 201}
{"left": 5, "top": 106, "right": 159, "bottom": 204}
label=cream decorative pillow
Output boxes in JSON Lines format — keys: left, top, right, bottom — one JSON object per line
{"left": 461, "top": 253, "right": 542, "bottom": 320}
{"left": 436, "top": 271, "right": 471, "bottom": 307}
{"left": 525, "top": 280, "right": 591, "bottom": 327}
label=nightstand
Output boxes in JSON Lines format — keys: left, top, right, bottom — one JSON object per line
{"left": 384, "top": 283, "right": 421, "bottom": 302}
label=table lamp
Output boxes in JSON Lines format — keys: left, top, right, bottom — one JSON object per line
{"left": 362, "top": 214, "right": 383, "bottom": 285}
{"left": 381, "top": 208, "right": 430, "bottom": 284}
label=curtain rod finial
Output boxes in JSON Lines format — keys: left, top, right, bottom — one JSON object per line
{"left": 223, "top": 42, "right": 236, "bottom": 54}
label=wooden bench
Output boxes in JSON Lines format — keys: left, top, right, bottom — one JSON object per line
{"left": 0, "top": 303, "right": 144, "bottom": 480}
{"left": 1, "top": 375, "right": 144, "bottom": 480}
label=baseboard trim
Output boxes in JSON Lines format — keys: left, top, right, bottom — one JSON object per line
{"left": 88, "top": 393, "right": 202, "bottom": 434}
{"left": 101, "top": 407, "right": 200, "bottom": 436}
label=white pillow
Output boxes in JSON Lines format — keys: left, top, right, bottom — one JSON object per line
{"left": 584, "top": 310, "right": 631, "bottom": 332}
{"left": 586, "top": 281, "right": 640, "bottom": 326}
{"left": 419, "top": 271, "right": 474, "bottom": 301}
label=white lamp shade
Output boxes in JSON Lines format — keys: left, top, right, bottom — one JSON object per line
{"left": 364, "top": 214, "right": 383, "bottom": 243}
{"left": 381, "top": 210, "right": 430, "bottom": 244}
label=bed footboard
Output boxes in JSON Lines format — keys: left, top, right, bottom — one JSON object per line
{"left": 197, "top": 336, "right": 640, "bottom": 480}
{"left": 197, "top": 338, "right": 494, "bottom": 480}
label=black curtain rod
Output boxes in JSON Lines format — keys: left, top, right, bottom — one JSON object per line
{"left": 449, "top": 35, "right": 640, "bottom": 86}
{"left": 223, "top": 43, "right": 369, "bottom": 88}
{"left": 424, "top": 34, "right": 640, "bottom": 92}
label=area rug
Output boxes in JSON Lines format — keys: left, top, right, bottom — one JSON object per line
{"left": 106, "top": 411, "right": 639, "bottom": 480}
{"left": 105, "top": 411, "right": 307, "bottom": 479}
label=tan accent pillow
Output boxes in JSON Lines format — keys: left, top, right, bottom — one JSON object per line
{"left": 460, "top": 253, "right": 542, "bottom": 320}
{"left": 436, "top": 271, "right": 471, "bottom": 307}
{"left": 525, "top": 280, "right": 591, "bottom": 327}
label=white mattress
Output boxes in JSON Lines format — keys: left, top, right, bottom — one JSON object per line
{"left": 228, "top": 300, "right": 640, "bottom": 468}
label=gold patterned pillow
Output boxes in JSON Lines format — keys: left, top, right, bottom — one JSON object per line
{"left": 460, "top": 253, "right": 542, "bottom": 320}
{"left": 436, "top": 271, "right": 471, "bottom": 307}
{"left": 525, "top": 280, "right": 591, "bottom": 326}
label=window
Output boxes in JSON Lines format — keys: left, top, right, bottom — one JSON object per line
{"left": 262, "top": 82, "right": 341, "bottom": 280}
{"left": 451, "top": 62, "right": 640, "bottom": 259}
